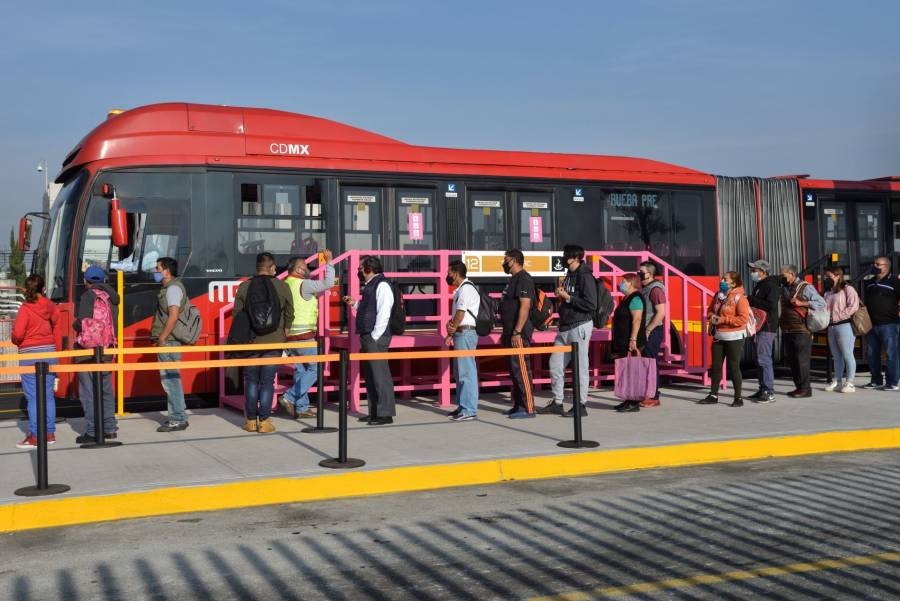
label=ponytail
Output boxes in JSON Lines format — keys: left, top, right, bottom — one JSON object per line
{"left": 23, "top": 274, "right": 45, "bottom": 303}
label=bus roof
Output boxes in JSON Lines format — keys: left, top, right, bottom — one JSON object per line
{"left": 59, "top": 102, "right": 716, "bottom": 186}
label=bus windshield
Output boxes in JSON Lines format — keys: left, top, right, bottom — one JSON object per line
{"left": 34, "top": 170, "right": 86, "bottom": 301}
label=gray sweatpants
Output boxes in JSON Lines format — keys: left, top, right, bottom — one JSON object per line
{"left": 549, "top": 321, "right": 593, "bottom": 407}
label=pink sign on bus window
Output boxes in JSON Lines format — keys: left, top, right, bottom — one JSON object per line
{"left": 529, "top": 216, "right": 543, "bottom": 243}
{"left": 408, "top": 211, "right": 424, "bottom": 241}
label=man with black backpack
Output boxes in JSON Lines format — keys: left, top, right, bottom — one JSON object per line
{"left": 234, "top": 252, "right": 294, "bottom": 433}
{"left": 500, "top": 249, "right": 536, "bottom": 419}
{"left": 541, "top": 245, "right": 597, "bottom": 417}
{"left": 444, "top": 260, "right": 482, "bottom": 421}
{"left": 343, "top": 255, "right": 397, "bottom": 425}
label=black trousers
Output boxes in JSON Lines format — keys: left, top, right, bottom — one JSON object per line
{"left": 783, "top": 332, "right": 812, "bottom": 391}
{"left": 710, "top": 338, "right": 746, "bottom": 398}
{"left": 504, "top": 335, "right": 534, "bottom": 412}
{"left": 361, "top": 333, "right": 395, "bottom": 417}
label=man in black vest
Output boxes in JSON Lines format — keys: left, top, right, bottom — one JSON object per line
{"left": 863, "top": 256, "right": 900, "bottom": 390}
{"left": 344, "top": 255, "right": 396, "bottom": 425}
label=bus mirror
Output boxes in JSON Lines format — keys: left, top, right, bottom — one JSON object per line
{"left": 110, "top": 197, "right": 129, "bottom": 247}
{"left": 18, "top": 217, "right": 30, "bottom": 251}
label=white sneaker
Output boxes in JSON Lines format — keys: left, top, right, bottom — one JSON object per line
{"left": 839, "top": 382, "right": 855, "bottom": 393}
{"left": 824, "top": 380, "right": 839, "bottom": 392}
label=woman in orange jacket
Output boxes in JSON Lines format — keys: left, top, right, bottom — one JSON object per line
{"left": 699, "top": 271, "right": 751, "bottom": 407}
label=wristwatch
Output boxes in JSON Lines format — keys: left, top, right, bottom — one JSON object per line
{"left": 512, "top": 330, "right": 522, "bottom": 336}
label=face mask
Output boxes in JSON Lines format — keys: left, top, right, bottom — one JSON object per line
{"left": 502, "top": 261, "right": 512, "bottom": 275}
{"left": 619, "top": 282, "right": 627, "bottom": 294}
{"left": 357, "top": 270, "right": 366, "bottom": 284}
{"left": 823, "top": 277, "right": 834, "bottom": 291}
{"left": 445, "top": 275, "right": 455, "bottom": 286}
{"left": 750, "top": 272, "right": 760, "bottom": 282}
{"left": 779, "top": 276, "right": 789, "bottom": 286}
{"left": 153, "top": 272, "right": 164, "bottom": 283}
{"left": 719, "top": 281, "right": 729, "bottom": 293}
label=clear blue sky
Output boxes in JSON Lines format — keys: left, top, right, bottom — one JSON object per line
{"left": 1, "top": 0, "right": 898, "bottom": 246}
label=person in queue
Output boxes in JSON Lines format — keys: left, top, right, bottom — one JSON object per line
{"left": 344, "top": 255, "right": 396, "bottom": 425}
{"left": 151, "top": 257, "right": 190, "bottom": 432}
{"left": 699, "top": 272, "right": 750, "bottom": 407}
{"left": 12, "top": 275, "right": 59, "bottom": 449}
{"left": 74, "top": 266, "right": 120, "bottom": 443}
{"left": 746, "top": 259, "right": 779, "bottom": 404}
{"left": 778, "top": 264, "right": 826, "bottom": 398}
{"left": 234, "top": 252, "right": 294, "bottom": 433}
{"left": 638, "top": 261, "right": 666, "bottom": 408}
{"left": 862, "top": 255, "right": 900, "bottom": 391}
{"left": 824, "top": 267, "right": 860, "bottom": 393}
{"left": 278, "top": 250, "right": 336, "bottom": 419}
{"left": 540, "top": 244, "right": 597, "bottom": 417}
{"left": 611, "top": 273, "right": 646, "bottom": 413}
{"left": 499, "top": 249, "right": 536, "bottom": 419}
{"left": 444, "top": 260, "right": 481, "bottom": 421}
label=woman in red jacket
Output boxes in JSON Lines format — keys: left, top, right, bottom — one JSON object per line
{"left": 12, "top": 274, "right": 59, "bottom": 449}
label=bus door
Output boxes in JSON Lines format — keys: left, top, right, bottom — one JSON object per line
{"left": 819, "top": 200, "right": 885, "bottom": 277}
{"left": 517, "top": 192, "right": 554, "bottom": 252}
{"left": 468, "top": 191, "right": 507, "bottom": 250}
{"left": 893, "top": 195, "right": 900, "bottom": 273}
{"left": 393, "top": 188, "right": 436, "bottom": 323}
{"left": 342, "top": 186, "right": 383, "bottom": 252}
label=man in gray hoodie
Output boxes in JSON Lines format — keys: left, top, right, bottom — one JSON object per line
{"left": 74, "top": 266, "right": 120, "bottom": 443}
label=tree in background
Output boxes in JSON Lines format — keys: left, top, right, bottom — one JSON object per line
{"left": 8, "top": 228, "right": 26, "bottom": 288}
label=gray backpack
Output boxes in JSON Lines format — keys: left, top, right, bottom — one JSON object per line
{"left": 170, "top": 282, "right": 202, "bottom": 344}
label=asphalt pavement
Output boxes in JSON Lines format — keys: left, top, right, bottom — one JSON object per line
{"left": 3, "top": 449, "right": 899, "bottom": 600}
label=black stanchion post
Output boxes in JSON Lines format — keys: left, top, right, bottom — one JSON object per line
{"left": 558, "top": 341, "right": 599, "bottom": 449}
{"left": 80, "top": 347, "right": 122, "bottom": 449}
{"left": 302, "top": 338, "right": 337, "bottom": 434}
{"left": 15, "top": 362, "right": 70, "bottom": 496}
{"left": 319, "top": 350, "right": 365, "bottom": 469}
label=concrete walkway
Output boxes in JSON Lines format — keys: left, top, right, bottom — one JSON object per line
{"left": 2, "top": 380, "right": 899, "bottom": 509}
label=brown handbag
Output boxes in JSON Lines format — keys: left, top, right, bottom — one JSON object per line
{"left": 851, "top": 305, "right": 872, "bottom": 337}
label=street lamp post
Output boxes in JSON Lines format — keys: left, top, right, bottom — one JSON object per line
{"left": 37, "top": 160, "right": 48, "bottom": 212}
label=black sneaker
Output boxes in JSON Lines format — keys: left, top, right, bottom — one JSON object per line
{"left": 613, "top": 401, "right": 630, "bottom": 411}
{"left": 537, "top": 401, "right": 564, "bottom": 415}
{"left": 156, "top": 421, "right": 189, "bottom": 433}
{"left": 358, "top": 416, "right": 374, "bottom": 423}
{"left": 697, "top": 395, "right": 718, "bottom": 405}
{"left": 366, "top": 416, "right": 394, "bottom": 426}
{"left": 754, "top": 391, "right": 776, "bottom": 404}
{"left": 747, "top": 390, "right": 765, "bottom": 401}
{"left": 564, "top": 404, "right": 587, "bottom": 417}
{"left": 447, "top": 407, "right": 462, "bottom": 419}
{"left": 75, "top": 433, "right": 95, "bottom": 444}
{"left": 861, "top": 382, "right": 880, "bottom": 389}
{"left": 616, "top": 401, "right": 640, "bottom": 413}
{"left": 505, "top": 406, "right": 522, "bottom": 416}
{"left": 730, "top": 398, "right": 744, "bottom": 408}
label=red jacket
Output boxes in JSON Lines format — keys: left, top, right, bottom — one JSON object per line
{"left": 12, "top": 297, "right": 59, "bottom": 350}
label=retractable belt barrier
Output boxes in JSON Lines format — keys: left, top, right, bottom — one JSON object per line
{"left": 10, "top": 341, "right": 595, "bottom": 494}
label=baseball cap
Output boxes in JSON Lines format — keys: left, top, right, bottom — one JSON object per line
{"left": 84, "top": 266, "right": 107, "bottom": 283}
{"left": 747, "top": 259, "right": 771, "bottom": 273}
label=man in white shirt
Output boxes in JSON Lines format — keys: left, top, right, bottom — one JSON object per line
{"left": 445, "top": 260, "right": 481, "bottom": 421}
{"left": 343, "top": 256, "right": 396, "bottom": 425}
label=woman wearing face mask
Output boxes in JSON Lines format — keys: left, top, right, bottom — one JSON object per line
{"left": 823, "top": 267, "right": 859, "bottom": 393}
{"left": 699, "top": 271, "right": 751, "bottom": 407}
{"left": 610, "top": 273, "right": 647, "bottom": 412}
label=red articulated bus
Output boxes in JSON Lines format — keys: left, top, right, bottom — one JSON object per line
{"left": 18, "top": 103, "right": 900, "bottom": 411}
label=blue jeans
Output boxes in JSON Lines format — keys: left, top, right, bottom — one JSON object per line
{"left": 284, "top": 345, "right": 318, "bottom": 412}
{"left": 453, "top": 329, "right": 479, "bottom": 415}
{"left": 641, "top": 326, "right": 664, "bottom": 400}
{"left": 158, "top": 340, "right": 187, "bottom": 424}
{"left": 828, "top": 322, "right": 856, "bottom": 382}
{"left": 20, "top": 346, "right": 57, "bottom": 436}
{"left": 754, "top": 331, "right": 776, "bottom": 393}
{"left": 867, "top": 323, "right": 899, "bottom": 386}
{"left": 245, "top": 350, "right": 281, "bottom": 420}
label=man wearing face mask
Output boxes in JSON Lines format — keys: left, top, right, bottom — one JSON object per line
{"left": 343, "top": 255, "right": 396, "bottom": 425}
{"left": 778, "top": 264, "right": 826, "bottom": 398}
{"left": 862, "top": 256, "right": 900, "bottom": 390}
{"left": 638, "top": 261, "right": 666, "bottom": 407}
{"left": 499, "top": 249, "right": 536, "bottom": 419}
{"left": 747, "top": 259, "right": 780, "bottom": 403}
{"left": 444, "top": 260, "right": 481, "bottom": 421}
{"left": 151, "top": 257, "right": 189, "bottom": 432}
{"left": 540, "top": 244, "right": 597, "bottom": 417}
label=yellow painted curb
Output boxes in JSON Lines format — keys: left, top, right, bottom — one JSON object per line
{"left": 2, "top": 427, "right": 899, "bottom": 533}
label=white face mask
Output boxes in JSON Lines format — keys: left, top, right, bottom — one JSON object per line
{"left": 750, "top": 272, "right": 760, "bottom": 282}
